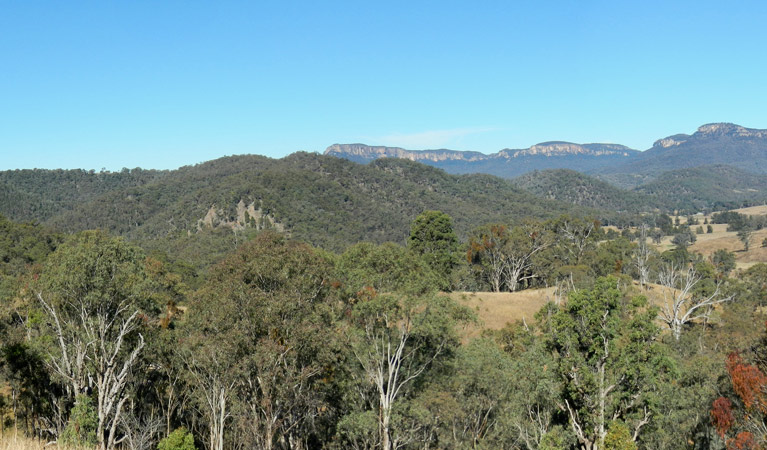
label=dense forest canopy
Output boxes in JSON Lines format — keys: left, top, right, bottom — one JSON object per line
{"left": 2, "top": 199, "right": 767, "bottom": 450}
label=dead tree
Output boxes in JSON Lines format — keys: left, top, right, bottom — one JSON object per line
{"left": 38, "top": 293, "right": 145, "bottom": 450}
{"left": 657, "top": 264, "right": 733, "bottom": 340}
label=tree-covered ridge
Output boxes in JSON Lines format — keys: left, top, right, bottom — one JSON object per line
{"left": 513, "top": 165, "right": 767, "bottom": 215}
{"left": 0, "top": 168, "right": 166, "bottom": 223}
{"left": 1, "top": 153, "right": 586, "bottom": 252}
{"left": 512, "top": 169, "right": 653, "bottom": 212}
{"left": 634, "top": 165, "right": 767, "bottom": 212}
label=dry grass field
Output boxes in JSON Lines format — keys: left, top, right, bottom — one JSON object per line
{"left": 649, "top": 212, "right": 767, "bottom": 269}
{"left": 450, "top": 288, "right": 558, "bottom": 338}
{"left": 0, "top": 434, "right": 53, "bottom": 450}
{"left": 731, "top": 205, "right": 767, "bottom": 216}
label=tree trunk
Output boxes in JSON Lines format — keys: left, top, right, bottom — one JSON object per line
{"left": 598, "top": 361, "right": 606, "bottom": 450}
{"left": 381, "top": 408, "right": 391, "bottom": 450}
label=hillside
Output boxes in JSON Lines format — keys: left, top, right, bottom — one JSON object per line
{"left": 0, "top": 168, "right": 166, "bottom": 223}
{"left": 634, "top": 165, "right": 767, "bottom": 211}
{"left": 512, "top": 169, "right": 653, "bottom": 212}
{"left": 0, "top": 153, "right": 588, "bottom": 253}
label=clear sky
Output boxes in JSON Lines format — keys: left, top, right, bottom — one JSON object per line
{"left": 2, "top": 1, "right": 767, "bottom": 170}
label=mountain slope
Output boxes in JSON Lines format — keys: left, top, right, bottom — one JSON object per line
{"left": 597, "top": 123, "right": 767, "bottom": 187}
{"left": 1, "top": 153, "right": 589, "bottom": 252}
{"left": 0, "top": 168, "right": 166, "bottom": 222}
{"left": 634, "top": 165, "right": 767, "bottom": 211}
{"left": 512, "top": 169, "right": 653, "bottom": 212}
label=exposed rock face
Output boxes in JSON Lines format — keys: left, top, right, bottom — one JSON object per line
{"left": 325, "top": 144, "right": 489, "bottom": 162}
{"left": 327, "top": 123, "right": 767, "bottom": 182}
{"left": 653, "top": 136, "right": 687, "bottom": 148}
{"left": 600, "top": 123, "right": 767, "bottom": 188}
{"left": 651, "top": 124, "right": 767, "bottom": 149}
{"left": 197, "top": 200, "right": 284, "bottom": 232}
{"left": 695, "top": 123, "right": 767, "bottom": 138}
{"left": 501, "top": 142, "right": 635, "bottom": 158}
{"left": 325, "top": 141, "right": 638, "bottom": 163}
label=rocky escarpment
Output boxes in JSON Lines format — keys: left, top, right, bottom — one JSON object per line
{"left": 695, "top": 123, "right": 767, "bottom": 138}
{"left": 324, "top": 144, "right": 489, "bottom": 163}
{"left": 599, "top": 123, "right": 767, "bottom": 187}
{"left": 499, "top": 142, "right": 636, "bottom": 158}
{"left": 325, "top": 140, "right": 641, "bottom": 179}
{"left": 651, "top": 123, "right": 767, "bottom": 149}
{"left": 326, "top": 142, "right": 638, "bottom": 164}
{"left": 197, "top": 199, "right": 284, "bottom": 233}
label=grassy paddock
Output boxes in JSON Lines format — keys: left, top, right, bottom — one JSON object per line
{"left": 0, "top": 433, "right": 49, "bottom": 450}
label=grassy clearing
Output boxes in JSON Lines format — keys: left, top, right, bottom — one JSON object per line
{"left": 0, "top": 433, "right": 53, "bottom": 450}
{"left": 450, "top": 288, "right": 557, "bottom": 338}
{"left": 731, "top": 205, "right": 767, "bottom": 216}
{"left": 450, "top": 282, "right": 706, "bottom": 340}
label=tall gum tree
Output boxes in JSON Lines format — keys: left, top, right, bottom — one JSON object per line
{"left": 546, "top": 277, "right": 671, "bottom": 450}
{"left": 186, "top": 231, "right": 339, "bottom": 450}
{"left": 35, "top": 231, "right": 154, "bottom": 450}
{"left": 349, "top": 291, "right": 472, "bottom": 450}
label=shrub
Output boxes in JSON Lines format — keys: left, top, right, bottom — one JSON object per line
{"left": 60, "top": 395, "right": 98, "bottom": 447}
{"left": 158, "top": 427, "right": 196, "bottom": 450}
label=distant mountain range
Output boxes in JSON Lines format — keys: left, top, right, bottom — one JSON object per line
{"left": 325, "top": 123, "right": 767, "bottom": 187}
{"left": 326, "top": 141, "right": 640, "bottom": 179}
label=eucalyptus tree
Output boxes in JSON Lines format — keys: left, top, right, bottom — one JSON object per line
{"left": 657, "top": 263, "right": 734, "bottom": 340}
{"left": 186, "top": 231, "right": 341, "bottom": 450}
{"left": 546, "top": 277, "right": 671, "bottom": 449}
{"left": 407, "top": 210, "right": 459, "bottom": 290}
{"left": 467, "top": 221, "right": 552, "bottom": 292}
{"left": 347, "top": 291, "right": 472, "bottom": 450}
{"left": 35, "top": 231, "right": 156, "bottom": 450}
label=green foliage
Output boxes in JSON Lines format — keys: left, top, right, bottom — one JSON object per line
{"left": 407, "top": 210, "right": 459, "bottom": 290}
{"left": 712, "top": 249, "right": 736, "bottom": 275}
{"left": 546, "top": 277, "right": 670, "bottom": 447}
{"left": 604, "top": 422, "right": 637, "bottom": 450}
{"left": 38, "top": 230, "right": 156, "bottom": 314}
{"left": 335, "top": 410, "right": 379, "bottom": 449}
{"left": 738, "top": 228, "right": 754, "bottom": 251}
{"left": 187, "top": 231, "right": 341, "bottom": 448}
{"left": 633, "top": 165, "right": 767, "bottom": 212}
{"left": 671, "top": 228, "right": 696, "bottom": 250}
{"left": 513, "top": 169, "right": 653, "bottom": 212}
{"left": 60, "top": 395, "right": 98, "bottom": 447}
{"left": 346, "top": 292, "right": 473, "bottom": 449}
{"left": 337, "top": 241, "right": 441, "bottom": 297}
{"left": 588, "top": 236, "right": 634, "bottom": 277}
{"left": 158, "top": 427, "right": 196, "bottom": 450}
{"left": 539, "top": 425, "right": 574, "bottom": 450}
{"left": 0, "top": 168, "right": 164, "bottom": 223}
{"left": 1, "top": 154, "right": 586, "bottom": 256}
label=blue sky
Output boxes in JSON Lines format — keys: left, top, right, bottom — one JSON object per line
{"left": 2, "top": 1, "right": 767, "bottom": 170}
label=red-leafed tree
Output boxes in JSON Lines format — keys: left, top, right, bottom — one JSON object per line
{"left": 711, "top": 351, "right": 767, "bottom": 449}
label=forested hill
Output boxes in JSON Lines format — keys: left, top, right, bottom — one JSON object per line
{"left": 0, "top": 167, "right": 166, "bottom": 223}
{"left": 512, "top": 166, "right": 767, "bottom": 213}
{"left": 511, "top": 169, "right": 654, "bottom": 212}
{"left": 0, "top": 153, "right": 587, "bottom": 251}
{"left": 634, "top": 165, "right": 767, "bottom": 211}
